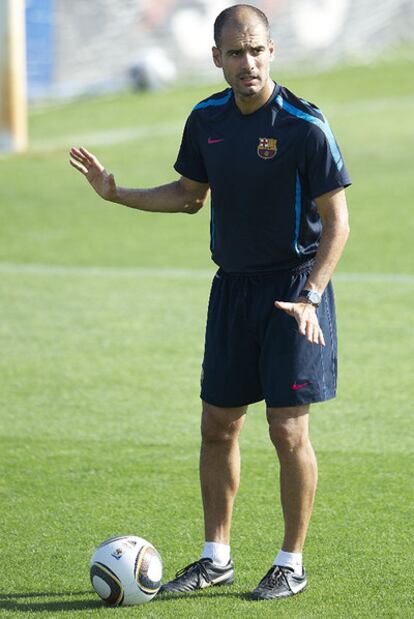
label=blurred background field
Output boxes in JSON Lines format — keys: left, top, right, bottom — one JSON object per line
{"left": 1, "top": 1, "right": 414, "bottom": 617}
{"left": 2, "top": 53, "right": 414, "bottom": 273}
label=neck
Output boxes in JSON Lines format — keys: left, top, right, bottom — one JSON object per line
{"left": 234, "top": 78, "right": 274, "bottom": 115}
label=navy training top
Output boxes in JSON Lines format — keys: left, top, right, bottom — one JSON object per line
{"left": 174, "top": 83, "right": 351, "bottom": 273}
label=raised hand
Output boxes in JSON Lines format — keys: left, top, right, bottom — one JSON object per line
{"left": 274, "top": 300, "right": 325, "bottom": 346}
{"left": 69, "top": 147, "right": 117, "bottom": 201}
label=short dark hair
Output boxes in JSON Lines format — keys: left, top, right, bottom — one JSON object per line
{"left": 214, "top": 4, "right": 270, "bottom": 47}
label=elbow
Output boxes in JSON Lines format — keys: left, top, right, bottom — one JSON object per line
{"left": 182, "top": 196, "right": 206, "bottom": 215}
{"left": 334, "top": 208, "right": 350, "bottom": 242}
{"left": 186, "top": 204, "right": 203, "bottom": 215}
{"left": 183, "top": 204, "right": 201, "bottom": 215}
{"left": 344, "top": 220, "right": 350, "bottom": 242}
{"left": 342, "top": 200, "right": 351, "bottom": 240}
{"left": 322, "top": 213, "right": 350, "bottom": 246}
{"left": 177, "top": 179, "right": 209, "bottom": 214}
{"left": 343, "top": 214, "right": 351, "bottom": 242}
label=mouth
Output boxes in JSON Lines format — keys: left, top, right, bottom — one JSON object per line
{"left": 239, "top": 75, "right": 258, "bottom": 85}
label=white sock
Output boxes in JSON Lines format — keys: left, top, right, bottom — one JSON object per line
{"left": 201, "top": 541, "right": 230, "bottom": 566}
{"left": 273, "top": 549, "right": 303, "bottom": 575}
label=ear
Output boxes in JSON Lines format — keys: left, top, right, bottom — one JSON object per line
{"left": 268, "top": 39, "right": 276, "bottom": 62}
{"left": 212, "top": 46, "right": 222, "bottom": 68}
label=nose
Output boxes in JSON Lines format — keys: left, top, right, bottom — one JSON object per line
{"left": 240, "top": 51, "right": 254, "bottom": 73}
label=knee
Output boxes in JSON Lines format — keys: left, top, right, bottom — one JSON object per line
{"left": 201, "top": 405, "right": 243, "bottom": 444}
{"left": 268, "top": 418, "right": 308, "bottom": 455}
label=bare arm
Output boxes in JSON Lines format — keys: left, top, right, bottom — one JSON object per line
{"left": 301, "top": 188, "right": 350, "bottom": 293}
{"left": 69, "top": 147, "right": 209, "bottom": 214}
{"left": 275, "top": 187, "right": 350, "bottom": 345}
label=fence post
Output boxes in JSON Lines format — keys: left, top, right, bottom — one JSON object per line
{"left": 0, "top": 0, "right": 27, "bottom": 153}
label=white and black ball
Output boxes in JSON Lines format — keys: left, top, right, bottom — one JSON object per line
{"left": 90, "top": 535, "right": 163, "bottom": 606}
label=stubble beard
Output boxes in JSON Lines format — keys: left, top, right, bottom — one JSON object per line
{"left": 237, "top": 75, "right": 267, "bottom": 99}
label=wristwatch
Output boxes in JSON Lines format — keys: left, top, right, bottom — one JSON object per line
{"left": 298, "top": 289, "right": 322, "bottom": 308}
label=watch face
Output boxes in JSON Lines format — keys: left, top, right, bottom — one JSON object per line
{"left": 303, "top": 290, "right": 321, "bottom": 306}
{"left": 309, "top": 291, "right": 321, "bottom": 304}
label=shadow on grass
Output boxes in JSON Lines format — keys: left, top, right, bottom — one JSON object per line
{"left": 0, "top": 591, "right": 101, "bottom": 613}
{"left": 0, "top": 591, "right": 90, "bottom": 600}
{"left": 0, "top": 589, "right": 258, "bottom": 613}
{"left": 154, "top": 589, "right": 251, "bottom": 603}
{"left": 0, "top": 588, "right": 253, "bottom": 612}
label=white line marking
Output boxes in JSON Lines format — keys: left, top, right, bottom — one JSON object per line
{"left": 0, "top": 263, "right": 213, "bottom": 278}
{"left": 324, "top": 95, "right": 414, "bottom": 116}
{"left": 31, "top": 122, "right": 183, "bottom": 152}
{"left": 334, "top": 273, "right": 414, "bottom": 283}
{"left": 0, "top": 263, "right": 413, "bottom": 283}
{"left": 28, "top": 94, "right": 414, "bottom": 152}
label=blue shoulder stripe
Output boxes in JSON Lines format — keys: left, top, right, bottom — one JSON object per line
{"left": 275, "top": 94, "right": 343, "bottom": 171}
{"left": 193, "top": 90, "right": 232, "bottom": 110}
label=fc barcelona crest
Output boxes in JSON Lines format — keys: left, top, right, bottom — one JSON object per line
{"left": 257, "top": 137, "right": 278, "bottom": 160}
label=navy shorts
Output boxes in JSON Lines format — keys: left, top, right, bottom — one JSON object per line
{"left": 201, "top": 263, "right": 338, "bottom": 408}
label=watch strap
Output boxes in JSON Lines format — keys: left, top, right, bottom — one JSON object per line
{"left": 298, "top": 289, "right": 322, "bottom": 307}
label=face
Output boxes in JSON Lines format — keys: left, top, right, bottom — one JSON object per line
{"left": 212, "top": 20, "right": 275, "bottom": 108}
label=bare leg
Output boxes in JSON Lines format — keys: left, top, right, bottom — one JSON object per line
{"left": 267, "top": 405, "right": 317, "bottom": 552}
{"left": 200, "top": 401, "right": 247, "bottom": 543}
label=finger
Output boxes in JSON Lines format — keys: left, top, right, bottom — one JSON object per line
{"left": 274, "top": 301, "right": 295, "bottom": 314}
{"left": 70, "top": 147, "right": 91, "bottom": 162}
{"left": 310, "top": 323, "right": 320, "bottom": 345}
{"left": 70, "top": 150, "right": 89, "bottom": 166}
{"left": 69, "top": 159, "right": 88, "bottom": 174}
{"left": 308, "top": 323, "right": 325, "bottom": 346}
{"left": 305, "top": 320, "right": 313, "bottom": 341}
{"left": 318, "top": 328, "right": 326, "bottom": 347}
{"left": 301, "top": 319, "right": 316, "bottom": 344}
{"left": 79, "top": 147, "right": 97, "bottom": 163}
{"left": 298, "top": 319, "right": 307, "bottom": 337}
{"left": 309, "top": 323, "right": 319, "bottom": 344}
{"left": 70, "top": 146, "right": 84, "bottom": 157}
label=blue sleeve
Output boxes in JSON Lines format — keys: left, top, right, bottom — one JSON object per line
{"left": 301, "top": 123, "right": 351, "bottom": 199}
{"left": 174, "top": 113, "right": 208, "bottom": 183}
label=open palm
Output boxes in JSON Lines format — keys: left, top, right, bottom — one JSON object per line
{"left": 69, "top": 147, "right": 117, "bottom": 201}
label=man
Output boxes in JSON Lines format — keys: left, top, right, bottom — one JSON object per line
{"left": 70, "top": 4, "right": 350, "bottom": 601}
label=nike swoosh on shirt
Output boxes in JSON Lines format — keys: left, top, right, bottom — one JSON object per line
{"left": 291, "top": 382, "right": 311, "bottom": 391}
{"left": 208, "top": 138, "right": 225, "bottom": 144}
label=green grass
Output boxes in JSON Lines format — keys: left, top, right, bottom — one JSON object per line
{"left": 1, "top": 53, "right": 414, "bottom": 617}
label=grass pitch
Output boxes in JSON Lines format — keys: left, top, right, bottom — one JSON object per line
{"left": 1, "top": 53, "right": 414, "bottom": 618}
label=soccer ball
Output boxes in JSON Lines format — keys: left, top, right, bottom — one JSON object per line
{"left": 90, "top": 535, "right": 163, "bottom": 606}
